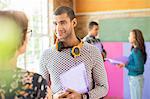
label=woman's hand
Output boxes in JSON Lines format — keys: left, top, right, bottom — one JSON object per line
{"left": 117, "top": 63, "right": 125, "bottom": 68}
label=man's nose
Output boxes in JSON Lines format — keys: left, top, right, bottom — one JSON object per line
{"left": 56, "top": 24, "right": 63, "bottom": 30}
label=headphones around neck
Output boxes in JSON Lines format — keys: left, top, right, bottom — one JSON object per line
{"left": 56, "top": 38, "right": 84, "bottom": 58}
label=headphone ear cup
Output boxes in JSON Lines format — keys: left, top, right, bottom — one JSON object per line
{"left": 71, "top": 41, "right": 83, "bottom": 58}
{"left": 58, "top": 42, "right": 62, "bottom": 51}
{"left": 70, "top": 48, "right": 74, "bottom": 57}
{"left": 71, "top": 46, "right": 80, "bottom": 58}
{"left": 56, "top": 39, "right": 63, "bottom": 51}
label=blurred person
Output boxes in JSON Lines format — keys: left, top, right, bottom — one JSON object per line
{"left": 83, "top": 21, "right": 106, "bottom": 61}
{"left": 0, "top": 10, "right": 51, "bottom": 99}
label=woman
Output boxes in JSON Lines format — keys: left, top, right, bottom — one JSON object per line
{"left": 0, "top": 10, "right": 51, "bottom": 99}
{"left": 119, "top": 29, "right": 147, "bottom": 99}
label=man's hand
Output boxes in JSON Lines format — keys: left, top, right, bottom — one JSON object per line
{"left": 45, "top": 86, "right": 52, "bottom": 99}
{"left": 53, "top": 90, "right": 70, "bottom": 99}
{"left": 66, "top": 89, "right": 82, "bottom": 99}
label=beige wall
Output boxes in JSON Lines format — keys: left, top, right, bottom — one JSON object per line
{"left": 75, "top": 0, "right": 150, "bottom": 38}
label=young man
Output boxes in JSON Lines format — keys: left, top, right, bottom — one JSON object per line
{"left": 83, "top": 21, "right": 107, "bottom": 61}
{"left": 40, "top": 6, "right": 108, "bottom": 99}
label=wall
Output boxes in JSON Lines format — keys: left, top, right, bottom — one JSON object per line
{"left": 100, "top": 17, "right": 150, "bottom": 42}
{"left": 76, "top": 0, "right": 150, "bottom": 13}
{"left": 75, "top": 0, "right": 150, "bottom": 38}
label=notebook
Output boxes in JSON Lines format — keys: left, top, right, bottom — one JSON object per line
{"left": 59, "top": 63, "right": 89, "bottom": 93}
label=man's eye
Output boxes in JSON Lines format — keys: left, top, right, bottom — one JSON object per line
{"left": 60, "top": 21, "right": 66, "bottom": 25}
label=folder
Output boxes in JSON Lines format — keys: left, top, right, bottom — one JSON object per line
{"left": 59, "top": 63, "right": 89, "bottom": 93}
{"left": 105, "top": 56, "right": 128, "bottom": 65}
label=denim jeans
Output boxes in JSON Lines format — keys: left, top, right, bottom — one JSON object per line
{"left": 129, "top": 75, "right": 144, "bottom": 99}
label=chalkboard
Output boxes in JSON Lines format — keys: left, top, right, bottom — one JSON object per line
{"left": 100, "top": 17, "right": 150, "bottom": 42}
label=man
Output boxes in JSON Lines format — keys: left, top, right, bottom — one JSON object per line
{"left": 40, "top": 6, "right": 108, "bottom": 99}
{"left": 83, "top": 21, "right": 107, "bottom": 61}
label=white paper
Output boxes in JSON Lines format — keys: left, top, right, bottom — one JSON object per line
{"left": 59, "top": 63, "right": 89, "bottom": 93}
{"left": 105, "top": 58, "right": 124, "bottom": 64}
{"left": 105, "top": 56, "right": 128, "bottom": 65}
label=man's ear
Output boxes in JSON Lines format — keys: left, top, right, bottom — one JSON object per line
{"left": 72, "top": 18, "right": 77, "bottom": 27}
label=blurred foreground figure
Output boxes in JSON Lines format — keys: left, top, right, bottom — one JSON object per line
{"left": 0, "top": 10, "right": 51, "bottom": 99}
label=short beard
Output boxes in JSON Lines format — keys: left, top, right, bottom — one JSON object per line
{"left": 59, "top": 31, "right": 72, "bottom": 42}
{"left": 59, "top": 38, "right": 65, "bottom": 42}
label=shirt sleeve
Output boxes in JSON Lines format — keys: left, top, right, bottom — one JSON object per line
{"left": 32, "top": 73, "right": 49, "bottom": 98}
{"left": 87, "top": 47, "right": 109, "bottom": 99}
{"left": 17, "top": 72, "right": 49, "bottom": 99}
{"left": 125, "top": 49, "right": 144, "bottom": 72}
{"left": 39, "top": 49, "right": 51, "bottom": 84}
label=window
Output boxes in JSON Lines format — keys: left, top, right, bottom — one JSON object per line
{"left": 0, "top": 0, "right": 50, "bottom": 72}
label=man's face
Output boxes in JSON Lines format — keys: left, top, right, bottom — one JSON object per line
{"left": 90, "top": 25, "right": 99, "bottom": 37}
{"left": 53, "top": 13, "right": 74, "bottom": 41}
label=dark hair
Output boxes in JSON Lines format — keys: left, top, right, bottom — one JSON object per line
{"left": 54, "top": 6, "right": 75, "bottom": 20}
{"left": 131, "top": 29, "right": 147, "bottom": 64}
{"left": 88, "top": 21, "right": 99, "bottom": 30}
